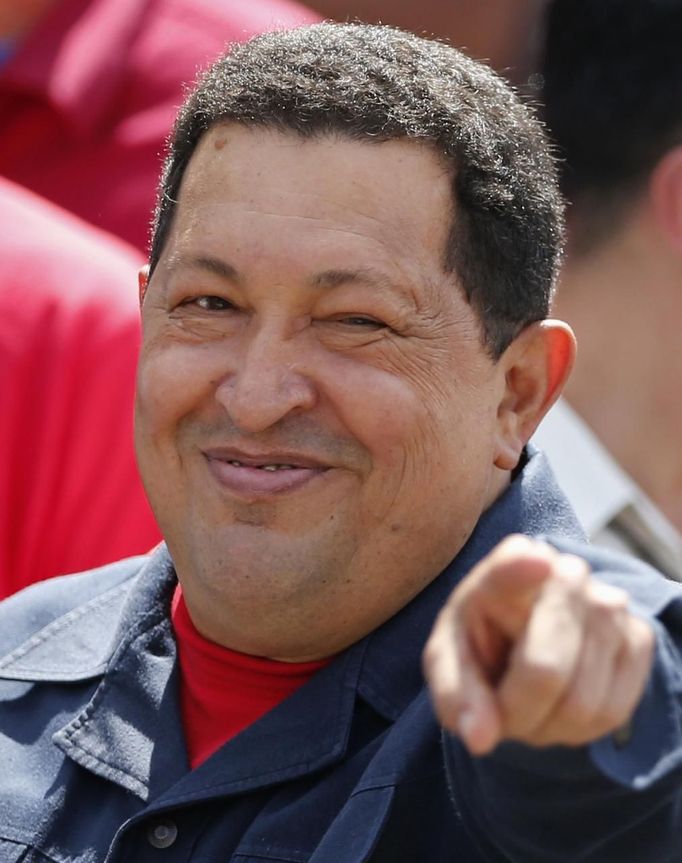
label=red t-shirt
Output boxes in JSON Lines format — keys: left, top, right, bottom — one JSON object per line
{"left": 0, "top": 177, "right": 161, "bottom": 597}
{"left": 171, "top": 585, "right": 332, "bottom": 769}
{"left": 0, "top": 0, "right": 320, "bottom": 251}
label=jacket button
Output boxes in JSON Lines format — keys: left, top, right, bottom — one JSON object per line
{"left": 147, "top": 819, "right": 178, "bottom": 849}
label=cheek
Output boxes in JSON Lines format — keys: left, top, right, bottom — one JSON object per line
{"left": 323, "top": 355, "right": 474, "bottom": 509}
{"left": 330, "top": 356, "right": 500, "bottom": 505}
{"left": 325, "top": 358, "right": 427, "bottom": 455}
{"left": 327, "top": 353, "right": 482, "bottom": 451}
{"left": 136, "top": 341, "right": 224, "bottom": 434}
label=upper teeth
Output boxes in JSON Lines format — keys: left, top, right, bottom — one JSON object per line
{"left": 228, "top": 460, "right": 295, "bottom": 471}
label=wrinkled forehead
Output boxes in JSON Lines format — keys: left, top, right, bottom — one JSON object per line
{"left": 185, "top": 123, "right": 452, "bottom": 201}
{"left": 167, "top": 124, "right": 456, "bottom": 273}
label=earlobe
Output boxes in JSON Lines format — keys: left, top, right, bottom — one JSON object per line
{"left": 493, "top": 320, "right": 576, "bottom": 470}
{"left": 138, "top": 265, "right": 150, "bottom": 308}
{"left": 649, "top": 146, "right": 682, "bottom": 254}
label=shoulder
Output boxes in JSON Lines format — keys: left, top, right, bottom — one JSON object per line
{"left": 0, "top": 176, "right": 142, "bottom": 267}
{"left": 0, "top": 177, "right": 143, "bottom": 333}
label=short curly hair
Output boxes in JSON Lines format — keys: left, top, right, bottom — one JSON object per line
{"left": 150, "top": 23, "right": 563, "bottom": 358}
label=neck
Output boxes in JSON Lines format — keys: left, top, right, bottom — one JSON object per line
{"left": 555, "top": 209, "right": 682, "bottom": 529}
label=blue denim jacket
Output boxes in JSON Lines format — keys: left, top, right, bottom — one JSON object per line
{"left": 1, "top": 450, "right": 682, "bottom": 862}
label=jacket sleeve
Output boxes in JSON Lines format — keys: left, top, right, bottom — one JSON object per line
{"left": 442, "top": 539, "right": 682, "bottom": 863}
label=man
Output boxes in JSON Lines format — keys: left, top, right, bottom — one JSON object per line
{"left": 0, "top": 176, "right": 160, "bottom": 596}
{"left": 532, "top": 0, "right": 682, "bottom": 578}
{"left": 0, "top": 0, "right": 318, "bottom": 249}
{"left": 0, "top": 23, "right": 680, "bottom": 861}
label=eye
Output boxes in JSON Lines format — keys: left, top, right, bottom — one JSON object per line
{"left": 191, "top": 296, "right": 235, "bottom": 311}
{"left": 337, "top": 315, "right": 385, "bottom": 328}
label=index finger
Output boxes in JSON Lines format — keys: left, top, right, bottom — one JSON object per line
{"left": 458, "top": 535, "right": 560, "bottom": 641}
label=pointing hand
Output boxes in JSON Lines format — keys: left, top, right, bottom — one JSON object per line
{"left": 423, "top": 535, "right": 655, "bottom": 754}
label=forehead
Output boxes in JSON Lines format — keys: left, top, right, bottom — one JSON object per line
{"left": 168, "top": 125, "right": 455, "bottom": 276}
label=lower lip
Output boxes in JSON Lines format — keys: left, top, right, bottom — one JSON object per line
{"left": 204, "top": 456, "right": 327, "bottom": 497}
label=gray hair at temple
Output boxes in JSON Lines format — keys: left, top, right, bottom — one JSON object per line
{"left": 149, "top": 23, "right": 563, "bottom": 358}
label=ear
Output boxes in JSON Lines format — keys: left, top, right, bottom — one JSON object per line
{"left": 493, "top": 320, "right": 575, "bottom": 471}
{"left": 138, "top": 265, "right": 150, "bottom": 308}
{"left": 649, "top": 146, "right": 682, "bottom": 254}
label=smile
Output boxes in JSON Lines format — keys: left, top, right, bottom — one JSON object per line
{"left": 203, "top": 450, "right": 330, "bottom": 497}
{"left": 226, "top": 460, "right": 297, "bottom": 471}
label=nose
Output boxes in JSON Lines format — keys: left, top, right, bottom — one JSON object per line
{"left": 215, "top": 324, "right": 317, "bottom": 434}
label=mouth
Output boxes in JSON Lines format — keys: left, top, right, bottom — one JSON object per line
{"left": 225, "top": 459, "right": 308, "bottom": 471}
{"left": 202, "top": 448, "right": 331, "bottom": 497}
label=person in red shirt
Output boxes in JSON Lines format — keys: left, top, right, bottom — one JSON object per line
{"left": 0, "top": 0, "right": 319, "bottom": 251}
{"left": 0, "top": 176, "right": 161, "bottom": 597}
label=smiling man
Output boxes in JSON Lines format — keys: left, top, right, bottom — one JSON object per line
{"left": 1, "top": 23, "right": 682, "bottom": 863}
{"left": 137, "top": 126, "right": 526, "bottom": 662}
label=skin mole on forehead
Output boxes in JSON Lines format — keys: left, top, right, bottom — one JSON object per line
{"left": 214, "top": 137, "right": 228, "bottom": 151}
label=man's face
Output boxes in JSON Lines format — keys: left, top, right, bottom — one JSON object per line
{"left": 136, "top": 125, "right": 512, "bottom": 659}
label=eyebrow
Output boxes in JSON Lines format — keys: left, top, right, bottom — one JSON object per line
{"left": 168, "top": 256, "right": 409, "bottom": 301}
{"left": 309, "top": 268, "right": 398, "bottom": 293}
{"left": 175, "top": 255, "right": 239, "bottom": 282}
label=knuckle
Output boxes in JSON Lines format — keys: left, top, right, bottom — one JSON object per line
{"left": 428, "top": 682, "right": 466, "bottom": 727}
{"left": 560, "top": 689, "right": 598, "bottom": 728}
{"left": 520, "top": 660, "right": 567, "bottom": 699}
{"left": 633, "top": 618, "right": 656, "bottom": 656}
{"left": 432, "top": 700, "right": 464, "bottom": 733}
{"left": 589, "top": 583, "right": 629, "bottom": 614}
{"left": 495, "top": 534, "right": 554, "bottom": 563}
{"left": 608, "top": 585, "right": 629, "bottom": 609}
{"left": 499, "top": 533, "right": 533, "bottom": 551}
{"left": 588, "top": 603, "right": 615, "bottom": 628}
{"left": 556, "top": 554, "right": 591, "bottom": 590}
{"left": 601, "top": 702, "right": 627, "bottom": 730}
{"left": 621, "top": 617, "right": 656, "bottom": 669}
{"left": 594, "top": 699, "right": 633, "bottom": 736}
{"left": 589, "top": 599, "right": 627, "bottom": 631}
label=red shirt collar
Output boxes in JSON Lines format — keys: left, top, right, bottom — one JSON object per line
{"left": 171, "top": 584, "right": 333, "bottom": 768}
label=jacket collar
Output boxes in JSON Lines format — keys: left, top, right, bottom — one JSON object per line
{"left": 0, "top": 0, "right": 149, "bottom": 134}
{"left": 0, "top": 449, "right": 584, "bottom": 805}
{"left": 51, "top": 549, "right": 186, "bottom": 800}
{"left": 0, "top": 579, "right": 132, "bottom": 682}
{"left": 48, "top": 546, "right": 371, "bottom": 806}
